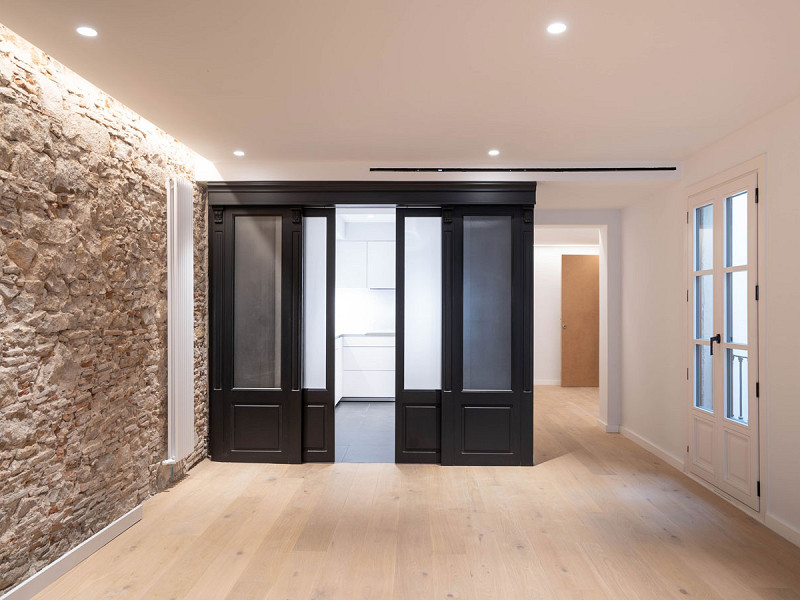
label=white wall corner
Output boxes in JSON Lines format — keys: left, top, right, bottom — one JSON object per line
{"left": 0, "top": 505, "right": 142, "bottom": 600}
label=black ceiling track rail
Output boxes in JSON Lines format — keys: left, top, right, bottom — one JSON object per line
{"left": 206, "top": 181, "right": 536, "bottom": 206}
{"left": 369, "top": 166, "right": 678, "bottom": 173}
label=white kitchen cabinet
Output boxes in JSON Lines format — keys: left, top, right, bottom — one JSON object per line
{"left": 336, "top": 241, "right": 367, "bottom": 288}
{"left": 339, "top": 334, "right": 395, "bottom": 399}
{"left": 367, "top": 241, "right": 395, "bottom": 289}
{"left": 342, "top": 346, "right": 395, "bottom": 371}
{"left": 342, "top": 371, "right": 395, "bottom": 398}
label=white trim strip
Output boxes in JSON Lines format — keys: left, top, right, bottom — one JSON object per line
{"left": 0, "top": 505, "right": 142, "bottom": 600}
{"left": 619, "top": 425, "right": 684, "bottom": 471}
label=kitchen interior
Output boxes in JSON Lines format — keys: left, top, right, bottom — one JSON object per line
{"left": 334, "top": 207, "right": 396, "bottom": 462}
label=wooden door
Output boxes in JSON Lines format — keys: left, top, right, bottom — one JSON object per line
{"left": 209, "top": 207, "right": 303, "bottom": 463}
{"left": 560, "top": 255, "right": 599, "bottom": 387}
{"left": 441, "top": 206, "right": 534, "bottom": 466}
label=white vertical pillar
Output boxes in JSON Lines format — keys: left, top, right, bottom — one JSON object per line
{"left": 166, "top": 177, "right": 195, "bottom": 462}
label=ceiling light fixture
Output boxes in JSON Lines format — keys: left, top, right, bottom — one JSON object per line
{"left": 488, "top": 149, "right": 500, "bottom": 156}
{"left": 233, "top": 150, "right": 245, "bottom": 157}
{"left": 76, "top": 26, "right": 98, "bottom": 37}
{"left": 547, "top": 22, "right": 567, "bottom": 34}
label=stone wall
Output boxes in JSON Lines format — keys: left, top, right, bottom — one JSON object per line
{"left": 0, "top": 23, "right": 208, "bottom": 593}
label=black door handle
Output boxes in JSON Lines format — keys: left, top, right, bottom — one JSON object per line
{"left": 709, "top": 333, "right": 721, "bottom": 355}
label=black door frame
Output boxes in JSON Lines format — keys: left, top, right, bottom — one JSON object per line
{"left": 208, "top": 182, "right": 536, "bottom": 465}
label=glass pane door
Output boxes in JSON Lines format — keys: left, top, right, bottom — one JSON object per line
{"left": 687, "top": 172, "right": 759, "bottom": 510}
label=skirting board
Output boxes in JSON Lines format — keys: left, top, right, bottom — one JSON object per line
{"left": 765, "top": 513, "right": 800, "bottom": 549}
{"left": 619, "top": 425, "right": 684, "bottom": 471}
{"left": 533, "top": 379, "right": 561, "bottom": 386}
{"left": 597, "top": 418, "right": 619, "bottom": 433}
{"left": 1, "top": 504, "right": 142, "bottom": 600}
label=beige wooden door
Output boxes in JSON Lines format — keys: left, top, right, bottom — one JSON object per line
{"left": 561, "top": 255, "right": 599, "bottom": 387}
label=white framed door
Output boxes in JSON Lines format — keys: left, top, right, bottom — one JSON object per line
{"left": 687, "top": 172, "right": 759, "bottom": 510}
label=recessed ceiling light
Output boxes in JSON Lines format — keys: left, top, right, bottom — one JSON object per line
{"left": 233, "top": 150, "right": 245, "bottom": 157}
{"left": 76, "top": 26, "right": 98, "bottom": 37}
{"left": 488, "top": 149, "right": 500, "bottom": 156}
{"left": 547, "top": 22, "right": 567, "bottom": 34}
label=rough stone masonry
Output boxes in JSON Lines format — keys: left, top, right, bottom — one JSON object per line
{"left": 0, "top": 23, "right": 209, "bottom": 593}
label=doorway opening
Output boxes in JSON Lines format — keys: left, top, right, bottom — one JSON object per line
{"left": 334, "top": 207, "right": 396, "bottom": 462}
{"left": 533, "top": 226, "right": 602, "bottom": 453}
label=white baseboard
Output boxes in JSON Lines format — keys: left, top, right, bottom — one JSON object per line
{"left": 765, "top": 513, "right": 800, "bottom": 549}
{"left": 534, "top": 379, "right": 561, "bottom": 386}
{"left": 1, "top": 504, "right": 142, "bottom": 600}
{"left": 619, "top": 425, "right": 684, "bottom": 471}
{"left": 597, "top": 418, "right": 619, "bottom": 433}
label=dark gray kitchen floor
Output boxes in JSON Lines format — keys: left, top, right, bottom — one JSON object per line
{"left": 335, "top": 400, "right": 395, "bottom": 462}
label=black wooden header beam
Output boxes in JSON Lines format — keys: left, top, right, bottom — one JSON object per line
{"left": 206, "top": 181, "right": 537, "bottom": 207}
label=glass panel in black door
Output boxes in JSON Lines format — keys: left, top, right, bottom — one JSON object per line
{"left": 442, "top": 206, "right": 533, "bottom": 466}
{"left": 210, "top": 207, "right": 302, "bottom": 463}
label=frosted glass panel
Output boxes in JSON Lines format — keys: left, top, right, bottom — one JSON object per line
{"left": 463, "top": 216, "right": 511, "bottom": 391}
{"left": 695, "top": 274, "right": 713, "bottom": 340}
{"left": 695, "top": 344, "right": 712, "bottom": 412}
{"left": 726, "top": 271, "right": 747, "bottom": 345}
{"left": 695, "top": 204, "right": 713, "bottom": 271}
{"left": 726, "top": 191, "right": 748, "bottom": 267}
{"left": 404, "top": 217, "right": 442, "bottom": 390}
{"left": 234, "top": 216, "right": 281, "bottom": 389}
{"left": 303, "top": 217, "right": 327, "bottom": 389}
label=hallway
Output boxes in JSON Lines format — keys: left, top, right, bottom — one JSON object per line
{"left": 32, "top": 387, "right": 800, "bottom": 599}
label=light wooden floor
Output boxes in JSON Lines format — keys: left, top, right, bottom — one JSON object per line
{"left": 34, "top": 387, "right": 800, "bottom": 600}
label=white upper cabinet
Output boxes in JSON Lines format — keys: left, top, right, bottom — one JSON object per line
{"left": 336, "top": 241, "right": 367, "bottom": 288}
{"left": 367, "top": 241, "right": 396, "bottom": 289}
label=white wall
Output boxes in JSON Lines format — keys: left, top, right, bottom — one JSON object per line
{"left": 534, "top": 245, "right": 600, "bottom": 385}
{"left": 620, "top": 94, "right": 800, "bottom": 546}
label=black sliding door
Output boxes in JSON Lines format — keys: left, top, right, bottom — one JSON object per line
{"left": 441, "top": 206, "right": 534, "bottom": 465}
{"left": 210, "top": 207, "right": 302, "bottom": 462}
{"left": 396, "top": 208, "right": 443, "bottom": 463}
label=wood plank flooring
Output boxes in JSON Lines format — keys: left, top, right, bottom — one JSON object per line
{"left": 33, "top": 386, "right": 800, "bottom": 599}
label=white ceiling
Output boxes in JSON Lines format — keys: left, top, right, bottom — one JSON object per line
{"left": 2, "top": 1, "right": 800, "bottom": 194}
